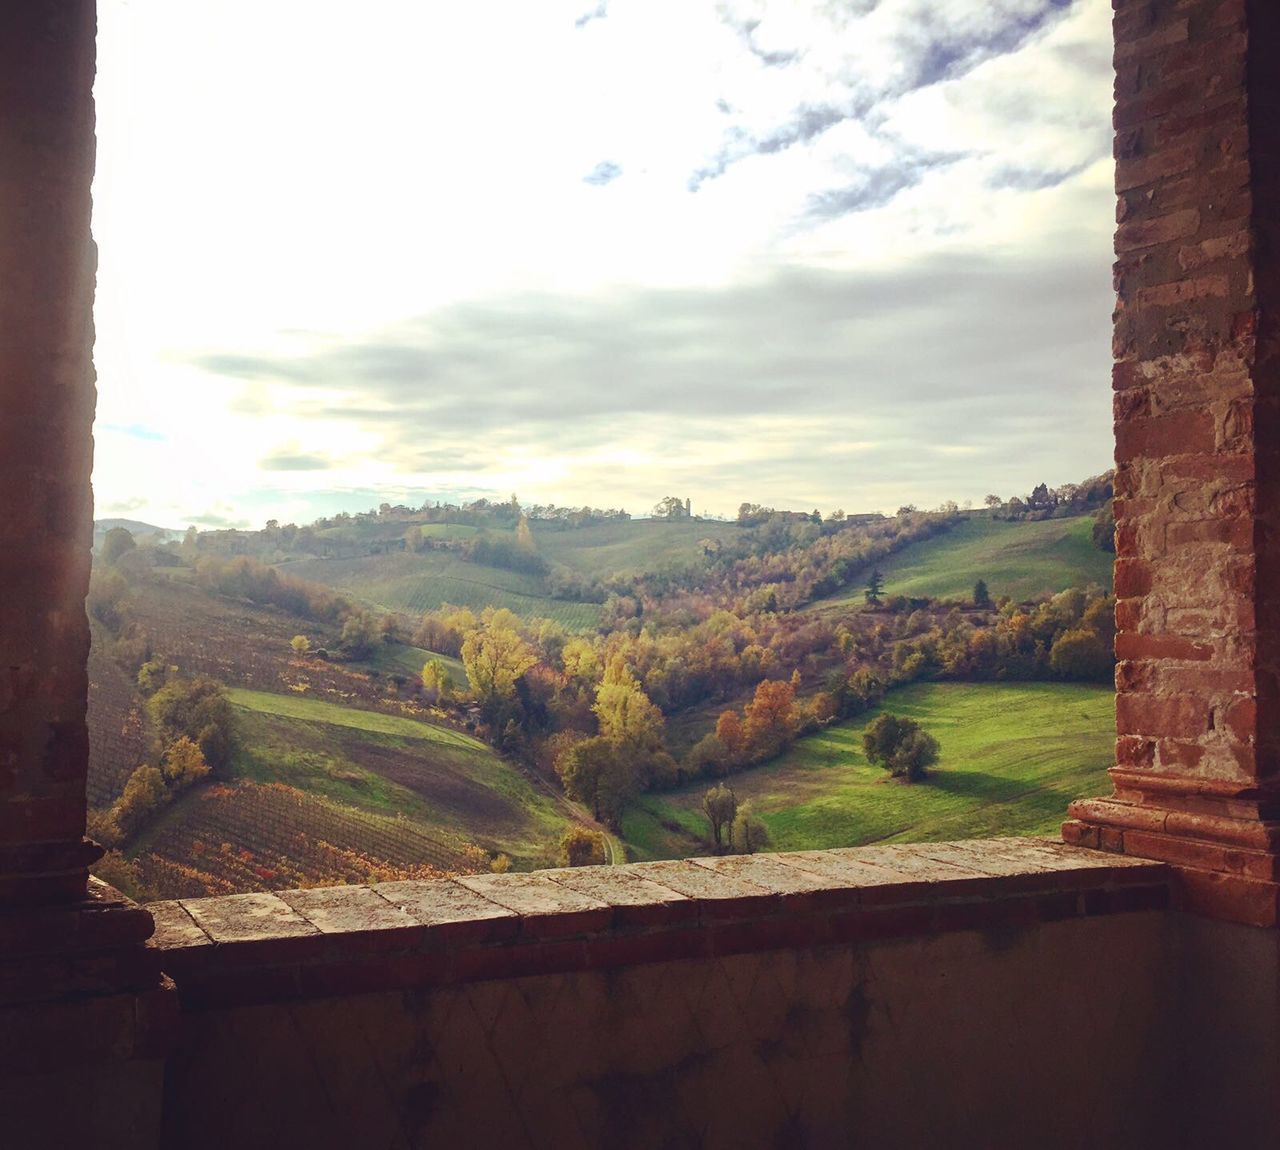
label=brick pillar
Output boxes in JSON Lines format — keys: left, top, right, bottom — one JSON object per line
{"left": 0, "top": 2, "right": 101, "bottom": 905}
{"left": 0, "top": 9, "right": 175, "bottom": 1145}
{"left": 1065, "top": 0, "right": 1280, "bottom": 926}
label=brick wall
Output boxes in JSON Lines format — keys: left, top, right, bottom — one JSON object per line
{"left": 0, "top": 1, "right": 99, "bottom": 905}
{"left": 1066, "top": 0, "right": 1280, "bottom": 926}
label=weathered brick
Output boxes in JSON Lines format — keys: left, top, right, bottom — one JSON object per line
{"left": 1115, "top": 633, "right": 1214, "bottom": 661}
{"left": 1116, "top": 208, "right": 1201, "bottom": 252}
{"left": 1117, "top": 693, "right": 1211, "bottom": 739}
{"left": 1135, "top": 273, "right": 1230, "bottom": 308}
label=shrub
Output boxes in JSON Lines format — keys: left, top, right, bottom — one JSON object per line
{"left": 558, "top": 827, "right": 607, "bottom": 867}
{"left": 862, "top": 713, "right": 940, "bottom": 782}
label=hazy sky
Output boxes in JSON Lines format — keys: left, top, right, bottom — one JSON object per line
{"left": 91, "top": 0, "right": 1115, "bottom": 529}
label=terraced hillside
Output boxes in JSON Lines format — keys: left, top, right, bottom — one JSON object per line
{"left": 126, "top": 689, "right": 580, "bottom": 898}
{"left": 622, "top": 681, "right": 1113, "bottom": 861}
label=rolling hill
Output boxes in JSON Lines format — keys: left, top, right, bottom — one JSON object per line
{"left": 809, "top": 513, "right": 1111, "bottom": 610}
{"left": 280, "top": 551, "right": 603, "bottom": 630}
{"left": 125, "top": 688, "right": 580, "bottom": 897}
{"left": 534, "top": 518, "right": 739, "bottom": 579}
{"left": 622, "top": 681, "right": 1113, "bottom": 861}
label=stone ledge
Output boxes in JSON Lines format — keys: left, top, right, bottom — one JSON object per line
{"left": 149, "top": 838, "right": 1168, "bottom": 1010}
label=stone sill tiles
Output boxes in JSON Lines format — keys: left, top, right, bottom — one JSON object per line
{"left": 146, "top": 839, "right": 1168, "bottom": 1010}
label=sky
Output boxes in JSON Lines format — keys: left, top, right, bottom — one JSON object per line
{"left": 91, "top": 0, "right": 1116, "bottom": 530}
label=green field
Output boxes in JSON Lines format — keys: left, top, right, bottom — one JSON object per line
{"left": 363, "top": 642, "right": 468, "bottom": 688}
{"left": 621, "top": 681, "right": 1113, "bottom": 861}
{"left": 535, "top": 519, "right": 740, "bottom": 579}
{"left": 282, "top": 552, "right": 602, "bottom": 629}
{"left": 811, "top": 514, "right": 1112, "bottom": 610}
{"left": 223, "top": 688, "right": 574, "bottom": 865}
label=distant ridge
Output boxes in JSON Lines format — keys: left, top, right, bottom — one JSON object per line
{"left": 93, "top": 517, "right": 180, "bottom": 542}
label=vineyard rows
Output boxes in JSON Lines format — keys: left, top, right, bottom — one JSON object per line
{"left": 134, "top": 781, "right": 480, "bottom": 898}
{"left": 87, "top": 627, "right": 152, "bottom": 809}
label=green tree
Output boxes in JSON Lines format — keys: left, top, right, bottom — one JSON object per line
{"left": 1049, "top": 627, "right": 1113, "bottom": 681}
{"left": 556, "top": 736, "right": 635, "bottom": 825}
{"left": 653, "top": 496, "right": 688, "bottom": 519}
{"left": 702, "top": 783, "right": 739, "bottom": 852}
{"left": 864, "top": 568, "right": 885, "bottom": 606}
{"left": 147, "top": 677, "right": 234, "bottom": 772}
{"left": 1092, "top": 499, "right": 1116, "bottom": 553}
{"left": 973, "top": 579, "right": 991, "bottom": 608}
{"left": 862, "top": 713, "right": 940, "bottom": 782}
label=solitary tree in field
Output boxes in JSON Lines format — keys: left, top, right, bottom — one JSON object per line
{"left": 973, "top": 579, "right": 991, "bottom": 609}
{"left": 702, "top": 783, "right": 739, "bottom": 852}
{"left": 864, "top": 568, "right": 885, "bottom": 606}
{"left": 862, "top": 713, "right": 940, "bottom": 782}
{"left": 290, "top": 634, "right": 310, "bottom": 655}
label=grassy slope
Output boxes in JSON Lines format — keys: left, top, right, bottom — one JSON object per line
{"left": 365, "top": 641, "right": 468, "bottom": 687}
{"left": 811, "top": 515, "right": 1112, "bottom": 610}
{"left": 621, "top": 681, "right": 1113, "bottom": 861}
{"left": 221, "top": 688, "right": 572, "bottom": 865}
{"left": 281, "top": 552, "right": 601, "bottom": 630}
{"left": 535, "top": 519, "right": 739, "bottom": 579}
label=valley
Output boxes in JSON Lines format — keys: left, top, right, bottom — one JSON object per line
{"left": 86, "top": 481, "right": 1116, "bottom": 901}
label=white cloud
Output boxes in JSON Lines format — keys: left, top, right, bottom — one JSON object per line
{"left": 92, "top": 0, "right": 1115, "bottom": 526}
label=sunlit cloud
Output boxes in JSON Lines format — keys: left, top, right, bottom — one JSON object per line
{"left": 92, "top": 0, "right": 1114, "bottom": 528}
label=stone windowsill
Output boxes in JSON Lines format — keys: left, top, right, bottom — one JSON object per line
{"left": 148, "top": 837, "right": 1168, "bottom": 1009}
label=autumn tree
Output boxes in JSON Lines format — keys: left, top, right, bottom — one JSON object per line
{"left": 862, "top": 713, "right": 940, "bottom": 782}
{"left": 702, "top": 783, "right": 739, "bottom": 852}
{"left": 594, "top": 658, "right": 664, "bottom": 752}
{"left": 558, "top": 827, "right": 607, "bottom": 867}
{"left": 715, "top": 710, "right": 746, "bottom": 765}
{"left": 1049, "top": 627, "right": 1112, "bottom": 681}
{"left": 290, "top": 634, "right": 310, "bottom": 655}
{"left": 731, "top": 801, "right": 769, "bottom": 854}
{"left": 421, "top": 658, "right": 453, "bottom": 701}
{"left": 160, "top": 736, "right": 210, "bottom": 789}
{"left": 741, "top": 678, "right": 799, "bottom": 762}
{"left": 111, "top": 765, "right": 167, "bottom": 835}
{"left": 339, "top": 611, "right": 380, "bottom": 659}
{"left": 461, "top": 612, "right": 538, "bottom": 725}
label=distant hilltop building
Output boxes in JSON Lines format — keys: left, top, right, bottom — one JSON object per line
{"left": 653, "top": 495, "right": 694, "bottom": 520}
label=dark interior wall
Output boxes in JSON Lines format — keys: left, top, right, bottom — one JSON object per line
{"left": 163, "top": 914, "right": 1179, "bottom": 1150}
